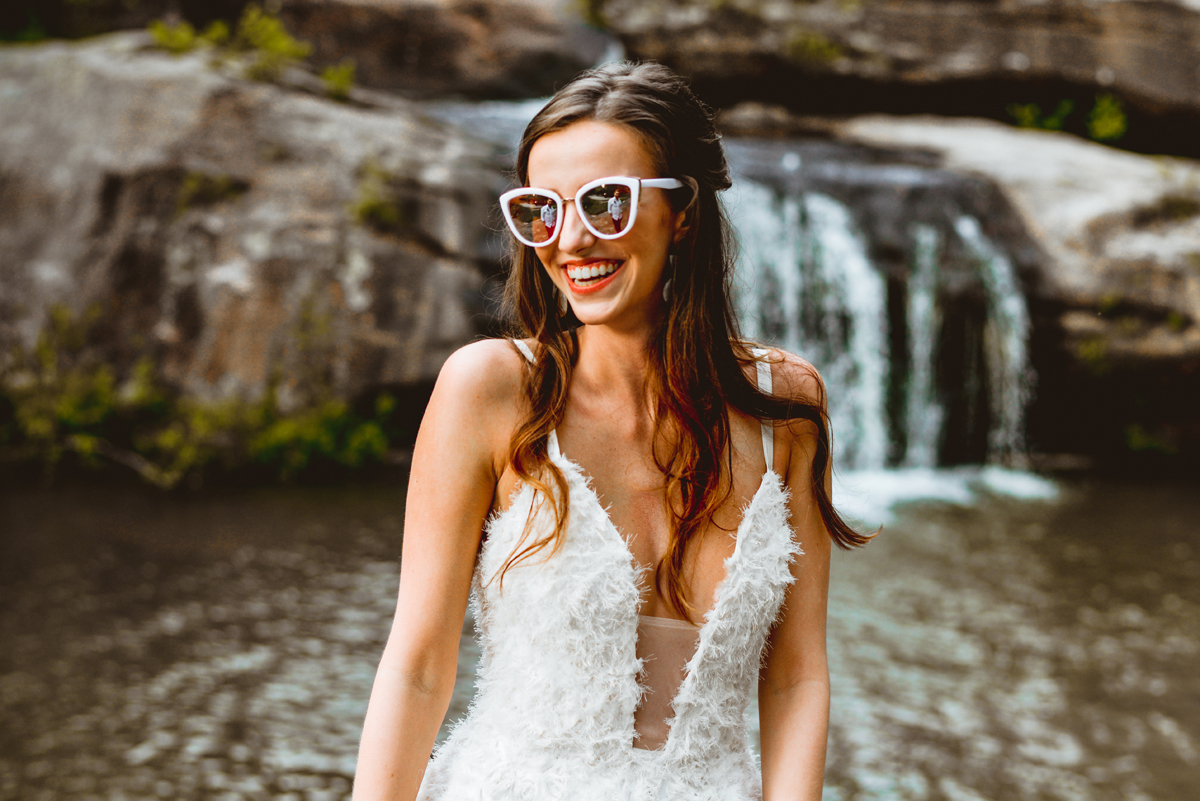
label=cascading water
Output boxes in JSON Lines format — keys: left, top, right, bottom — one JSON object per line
{"left": 725, "top": 143, "right": 1035, "bottom": 471}
{"left": 734, "top": 182, "right": 890, "bottom": 470}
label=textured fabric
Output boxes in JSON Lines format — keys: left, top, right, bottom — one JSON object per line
{"left": 633, "top": 615, "right": 701, "bottom": 751}
{"left": 416, "top": 348, "right": 800, "bottom": 801}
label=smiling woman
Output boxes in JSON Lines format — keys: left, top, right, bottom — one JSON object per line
{"left": 353, "top": 61, "right": 870, "bottom": 801}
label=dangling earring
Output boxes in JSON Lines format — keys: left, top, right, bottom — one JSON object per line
{"left": 558, "top": 289, "right": 569, "bottom": 316}
{"left": 662, "top": 254, "right": 677, "bottom": 303}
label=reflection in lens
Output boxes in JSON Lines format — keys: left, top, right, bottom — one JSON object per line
{"left": 508, "top": 193, "right": 557, "bottom": 243}
{"left": 582, "top": 184, "right": 631, "bottom": 236}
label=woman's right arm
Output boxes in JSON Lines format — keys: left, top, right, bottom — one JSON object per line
{"left": 353, "top": 340, "right": 523, "bottom": 801}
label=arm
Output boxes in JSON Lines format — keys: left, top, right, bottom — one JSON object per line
{"left": 353, "top": 341, "right": 522, "bottom": 801}
{"left": 759, "top": 354, "right": 834, "bottom": 801}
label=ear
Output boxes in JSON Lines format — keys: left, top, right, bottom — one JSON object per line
{"left": 670, "top": 176, "right": 699, "bottom": 246}
{"left": 672, "top": 208, "right": 691, "bottom": 245}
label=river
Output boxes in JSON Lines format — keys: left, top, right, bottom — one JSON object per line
{"left": 1, "top": 470, "right": 1196, "bottom": 800}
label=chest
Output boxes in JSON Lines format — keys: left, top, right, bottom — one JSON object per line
{"left": 551, "top": 409, "right": 769, "bottom": 618}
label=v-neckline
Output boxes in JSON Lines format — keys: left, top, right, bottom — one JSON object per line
{"left": 547, "top": 429, "right": 782, "bottom": 753}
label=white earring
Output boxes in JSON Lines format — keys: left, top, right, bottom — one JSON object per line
{"left": 663, "top": 254, "right": 677, "bottom": 302}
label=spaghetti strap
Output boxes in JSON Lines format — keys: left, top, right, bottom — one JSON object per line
{"left": 512, "top": 339, "right": 561, "bottom": 455}
{"left": 511, "top": 339, "right": 535, "bottom": 364}
{"left": 751, "top": 348, "right": 774, "bottom": 473}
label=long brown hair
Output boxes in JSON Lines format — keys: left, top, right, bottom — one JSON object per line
{"left": 498, "top": 62, "right": 869, "bottom": 619}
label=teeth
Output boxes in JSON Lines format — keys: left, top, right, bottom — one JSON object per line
{"left": 567, "top": 262, "right": 619, "bottom": 281}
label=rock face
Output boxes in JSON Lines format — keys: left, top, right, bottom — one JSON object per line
{"left": 595, "top": 0, "right": 1200, "bottom": 157}
{"left": 0, "top": 32, "right": 507, "bottom": 404}
{"left": 832, "top": 115, "right": 1200, "bottom": 460}
{"left": 279, "top": 0, "right": 609, "bottom": 99}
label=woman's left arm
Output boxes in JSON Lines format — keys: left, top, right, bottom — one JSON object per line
{"left": 758, "top": 355, "right": 834, "bottom": 801}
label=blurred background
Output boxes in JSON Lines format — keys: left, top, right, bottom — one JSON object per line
{"left": 1, "top": 1, "right": 1198, "bottom": 799}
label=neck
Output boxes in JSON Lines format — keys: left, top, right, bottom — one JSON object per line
{"left": 573, "top": 323, "right": 657, "bottom": 406}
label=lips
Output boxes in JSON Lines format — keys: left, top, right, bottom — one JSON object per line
{"left": 563, "top": 259, "right": 624, "bottom": 294}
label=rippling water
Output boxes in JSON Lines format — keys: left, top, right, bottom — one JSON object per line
{"left": 1, "top": 473, "right": 1197, "bottom": 800}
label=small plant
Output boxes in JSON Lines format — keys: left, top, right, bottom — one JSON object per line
{"left": 235, "top": 4, "right": 311, "bottom": 82}
{"left": 1076, "top": 337, "right": 1109, "bottom": 377}
{"left": 1008, "top": 100, "right": 1074, "bottom": 131}
{"left": 786, "top": 30, "right": 843, "bottom": 65}
{"left": 148, "top": 19, "right": 233, "bottom": 55}
{"left": 176, "top": 171, "right": 248, "bottom": 215}
{"left": 147, "top": 6, "right": 310, "bottom": 84}
{"left": 1088, "top": 93, "right": 1127, "bottom": 142}
{"left": 1125, "top": 423, "right": 1177, "bottom": 455}
{"left": 321, "top": 58, "right": 356, "bottom": 102}
{"left": 149, "top": 19, "right": 198, "bottom": 54}
{"left": 351, "top": 160, "right": 404, "bottom": 232}
{"left": 2, "top": 13, "right": 48, "bottom": 43}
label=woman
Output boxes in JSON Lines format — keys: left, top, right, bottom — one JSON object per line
{"left": 354, "top": 61, "right": 868, "bottom": 801}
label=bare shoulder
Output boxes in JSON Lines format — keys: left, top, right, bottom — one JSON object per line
{"left": 435, "top": 338, "right": 527, "bottom": 406}
{"left": 423, "top": 339, "right": 528, "bottom": 467}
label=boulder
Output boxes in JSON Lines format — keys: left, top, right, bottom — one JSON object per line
{"left": 278, "top": 0, "right": 608, "bottom": 99}
{"left": 0, "top": 32, "right": 508, "bottom": 405}
{"left": 594, "top": 0, "right": 1200, "bottom": 157}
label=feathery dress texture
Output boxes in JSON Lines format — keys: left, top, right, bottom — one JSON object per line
{"left": 417, "top": 349, "right": 800, "bottom": 801}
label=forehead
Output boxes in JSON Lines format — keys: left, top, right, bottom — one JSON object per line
{"left": 527, "top": 121, "right": 658, "bottom": 194}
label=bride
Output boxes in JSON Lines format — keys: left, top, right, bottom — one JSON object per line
{"left": 353, "top": 61, "right": 868, "bottom": 801}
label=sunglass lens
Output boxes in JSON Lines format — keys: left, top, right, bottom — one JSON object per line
{"left": 506, "top": 193, "right": 558, "bottom": 243}
{"left": 580, "top": 184, "right": 632, "bottom": 235}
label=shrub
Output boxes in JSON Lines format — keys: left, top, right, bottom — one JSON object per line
{"left": 321, "top": 58, "right": 356, "bottom": 102}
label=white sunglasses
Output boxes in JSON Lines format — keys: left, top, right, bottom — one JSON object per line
{"left": 499, "top": 175, "right": 684, "bottom": 248}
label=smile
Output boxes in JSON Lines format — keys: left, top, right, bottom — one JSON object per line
{"left": 563, "top": 260, "right": 624, "bottom": 294}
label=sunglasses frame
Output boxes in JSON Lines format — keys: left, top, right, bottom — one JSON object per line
{"left": 499, "top": 175, "right": 684, "bottom": 248}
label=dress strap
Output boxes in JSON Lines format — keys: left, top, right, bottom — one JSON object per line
{"left": 751, "top": 348, "right": 774, "bottom": 473}
{"left": 511, "top": 338, "right": 535, "bottom": 364}
{"left": 511, "top": 340, "right": 563, "bottom": 459}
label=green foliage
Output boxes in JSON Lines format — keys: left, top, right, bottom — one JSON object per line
{"left": 786, "top": 29, "right": 843, "bottom": 64}
{"left": 1076, "top": 337, "right": 1109, "bottom": 377}
{"left": 234, "top": 4, "right": 311, "bottom": 82}
{"left": 351, "top": 160, "right": 405, "bottom": 232}
{"left": 1125, "top": 423, "right": 1177, "bottom": 455}
{"left": 1166, "top": 312, "right": 1187, "bottom": 333}
{"left": 1, "top": 13, "right": 48, "bottom": 43}
{"left": 321, "top": 58, "right": 356, "bottom": 102}
{"left": 148, "top": 19, "right": 197, "bottom": 54}
{"left": 1088, "top": 93, "right": 1127, "bottom": 142}
{"left": 1009, "top": 94, "right": 1129, "bottom": 143}
{"left": 146, "top": 5, "right": 310, "bottom": 83}
{"left": 176, "top": 171, "right": 247, "bottom": 215}
{"left": 1008, "top": 100, "right": 1074, "bottom": 131}
{"left": 148, "top": 18, "right": 231, "bottom": 55}
{"left": 576, "top": 0, "right": 608, "bottom": 29}
{"left": 1, "top": 303, "right": 401, "bottom": 488}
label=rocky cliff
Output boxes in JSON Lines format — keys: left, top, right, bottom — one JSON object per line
{"left": 0, "top": 32, "right": 506, "bottom": 406}
{"left": 594, "top": 0, "right": 1200, "bottom": 158}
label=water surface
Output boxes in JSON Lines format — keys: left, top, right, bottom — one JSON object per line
{"left": 1, "top": 474, "right": 1196, "bottom": 800}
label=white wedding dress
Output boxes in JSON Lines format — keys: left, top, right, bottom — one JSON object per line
{"left": 417, "top": 345, "right": 800, "bottom": 801}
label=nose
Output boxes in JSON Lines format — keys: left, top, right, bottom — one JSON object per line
{"left": 555, "top": 198, "right": 596, "bottom": 253}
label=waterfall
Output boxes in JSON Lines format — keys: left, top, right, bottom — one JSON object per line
{"left": 955, "top": 216, "right": 1033, "bottom": 465}
{"left": 904, "top": 225, "right": 943, "bottom": 469}
{"left": 729, "top": 156, "right": 1034, "bottom": 470}
{"left": 734, "top": 182, "right": 889, "bottom": 470}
